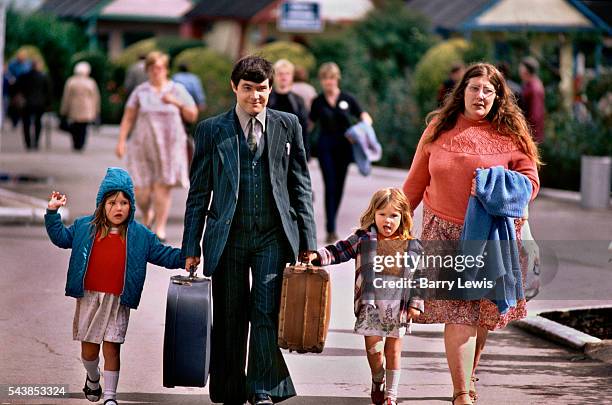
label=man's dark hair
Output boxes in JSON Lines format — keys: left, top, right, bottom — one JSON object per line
{"left": 178, "top": 63, "right": 189, "bottom": 72}
{"left": 231, "top": 55, "right": 274, "bottom": 87}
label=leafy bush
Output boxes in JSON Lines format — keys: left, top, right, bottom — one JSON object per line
{"left": 114, "top": 36, "right": 203, "bottom": 68}
{"left": 413, "top": 38, "right": 470, "bottom": 116}
{"left": 256, "top": 41, "right": 316, "bottom": 73}
{"left": 352, "top": 0, "right": 433, "bottom": 96}
{"left": 172, "top": 47, "right": 234, "bottom": 118}
{"left": 462, "top": 34, "right": 494, "bottom": 64}
{"left": 113, "top": 38, "right": 157, "bottom": 68}
{"left": 371, "top": 72, "right": 425, "bottom": 168}
{"left": 156, "top": 36, "right": 204, "bottom": 60}
{"left": 6, "top": 9, "right": 87, "bottom": 103}
{"left": 586, "top": 71, "right": 612, "bottom": 108}
{"left": 540, "top": 112, "right": 611, "bottom": 190}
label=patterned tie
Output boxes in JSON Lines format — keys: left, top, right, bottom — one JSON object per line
{"left": 247, "top": 118, "right": 258, "bottom": 152}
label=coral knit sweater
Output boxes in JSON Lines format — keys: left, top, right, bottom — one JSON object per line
{"left": 403, "top": 114, "right": 540, "bottom": 225}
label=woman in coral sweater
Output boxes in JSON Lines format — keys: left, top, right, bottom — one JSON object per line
{"left": 403, "top": 63, "right": 540, "bottom": 405}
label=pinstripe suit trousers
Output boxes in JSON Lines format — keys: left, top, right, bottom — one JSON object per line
{"left": 209, "top": 228, "right": 296, "bottom": 403}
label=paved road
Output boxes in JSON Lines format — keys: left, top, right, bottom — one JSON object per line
{"left": 1, "top": 126, "right": 610, "bottom": 404}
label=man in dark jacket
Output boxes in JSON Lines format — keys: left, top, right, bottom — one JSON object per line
{"left": 182, "top": 55, "right": 316, "bottom": 405}
{"left": 267, "top": 59, "right": 310, "bottom": 160}
{"left": 16, "top": 59, "right": 51, "bottom": 150}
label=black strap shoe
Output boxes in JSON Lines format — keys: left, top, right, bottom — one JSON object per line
{"left": 83, "top": 375, "right": 102, "bottom": 402}
{"left": 250, "top": 393, "right": 273, "bottom": 405}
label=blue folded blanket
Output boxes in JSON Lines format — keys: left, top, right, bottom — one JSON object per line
{"left": 345, "top": 122, "right": 382, "bottom": 176}
{"left": 459, "top": 166, "right": 532, "bottom": 314}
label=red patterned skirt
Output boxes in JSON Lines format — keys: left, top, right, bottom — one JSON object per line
{"left": 414, "top": 206, "right": 528, "bottom": 331}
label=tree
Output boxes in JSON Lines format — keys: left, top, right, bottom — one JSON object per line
{"left": 5, "top": 9, "right": 87, "bottom": 103}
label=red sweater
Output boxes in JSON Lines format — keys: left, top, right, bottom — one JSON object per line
{"left": 84, "top": 232, "right": 126, "bottom": 295}
{"left": 403, "top": 114, "right": 540, "bottom": 225}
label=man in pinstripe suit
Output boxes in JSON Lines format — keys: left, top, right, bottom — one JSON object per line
{"left": 182, "top": 56, "right": 317, "bottom": 405}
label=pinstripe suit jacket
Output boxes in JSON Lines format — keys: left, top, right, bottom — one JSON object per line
{"left": 182, "top": 107, "right": 317, "bottom": 276}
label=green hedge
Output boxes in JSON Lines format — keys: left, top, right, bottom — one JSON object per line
{"left": 6, "top": 9, "right": 87, "bottom": 105}
{"left": 172, "top": 47, "right": 234, "bottom": 118}
{"left": 413, "top": 38, "right": 470, "bottom": 116}
{"left": 114, "top": 36, "right": 203, "bottom": 68}
{"left": 256, "top": 41, "right": 316, "bottom": 72}
{"left": 540, "top": 111, "right": 611, "bottom": 191}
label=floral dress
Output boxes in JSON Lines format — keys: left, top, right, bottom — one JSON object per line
{"left": 126, "top": 81, "right": 195, "bottom": 188}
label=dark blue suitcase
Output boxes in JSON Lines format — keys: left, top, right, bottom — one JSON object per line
{"left": 163, "top": 268, "right": 212, "bottom": 388}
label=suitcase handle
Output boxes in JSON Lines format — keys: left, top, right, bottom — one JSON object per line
{"left": 171, "top": 265, "right": 207, "bottom": 286}
{"left": 188, "top": 265, "right": 197, "bottom": 279}
{"left": 298, "top": 259, "right": 315, "bottom": 270}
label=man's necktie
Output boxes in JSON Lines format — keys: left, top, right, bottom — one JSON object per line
{"left": 247, "top": 118, "right": 258, "bottom": 152}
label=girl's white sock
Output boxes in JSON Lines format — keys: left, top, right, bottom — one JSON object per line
{"left": 385, "top": 369, "right": 401, "bottom": 400}
{"left": 372, "top": 367, "right": 385, "bottom": 383}
{"left": 103, "top": 370, "right": 119, "bottom": 400}
{"left": 81, "top": 357, "right": 100, "bottom": 388}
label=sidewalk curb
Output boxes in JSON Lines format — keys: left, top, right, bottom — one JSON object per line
{"left": 513, "top": 305, "right": 612, "bottom": 364}
{"left": 0, "top": 188, "right": 68, "bottom": 224}
{"left": 539, "top": 187, "right": 612, "bottom": 207}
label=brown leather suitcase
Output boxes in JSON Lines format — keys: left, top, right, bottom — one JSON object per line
{"left": 277, "top": 263, "right": 331, "bottom": 353}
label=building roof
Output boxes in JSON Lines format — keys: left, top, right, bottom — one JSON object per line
{"left": 405, "top": 0, "right": 611, "bottom": 34}
{"left": 464, "top": 0, "right": 610, "bottom": 32}
{"left": 185, "top": 0, "right": 373, "bottom": 23}
{"left": 39, "top": 0, "right": 102, "bottom": 19}
{"left": 405, "top": 0, "right": 491, "bottom": 32}
{"left": 582, "top": 0, "right": 612, "bottom": 27}
{"left": 101, "top": 0, "right": 193, "bottom": 21}
{"left": 185, "top": 0, "right": 278, "bottom": 21}
{"left": 318, "top": 0, "right": 373, "bottom": 23}
{"left": 39, "top": 0, "right": 194, "bottom": 22}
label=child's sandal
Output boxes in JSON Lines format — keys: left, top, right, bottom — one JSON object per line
{"left": 384, "top": 398, "right": 398, "bottom": 405}
{"left": 370, "top": 378, "right": 385, "bottom": 405}
{"left": 452, "top": 390, "right": 473, "bottom": 405}
{"left": 82, "top": 375, "right": 102, "bottom": 402}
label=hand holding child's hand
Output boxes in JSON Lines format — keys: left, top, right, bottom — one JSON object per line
{"left": 299, "top": 251, "right": 320, "bottom": 265}
{"left": 48, "top": 191, "right": 67, "bottom": 210}
{"left": 407, "top": 307, "right": 421, "bottom": 320}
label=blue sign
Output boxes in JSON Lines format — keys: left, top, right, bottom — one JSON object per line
{"left": 278, "top": 1, "right": 323, "bottom": 32}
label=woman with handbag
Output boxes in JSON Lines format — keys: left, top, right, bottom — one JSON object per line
{"left": 115, "top": 51, "right": 197, "bottom": 242}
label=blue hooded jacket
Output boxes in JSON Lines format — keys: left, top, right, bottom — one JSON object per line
{"left": 45, "top": 167, "right": 183, "bottom": 309}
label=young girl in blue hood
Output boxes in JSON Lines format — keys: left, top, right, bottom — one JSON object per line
{"left": 45, "top": 167, "right": 184, "bottom": 405}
